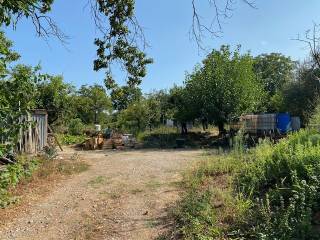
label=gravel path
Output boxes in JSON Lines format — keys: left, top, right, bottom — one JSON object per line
{"left": 0, "top": 148, "right": 202, "bottom": 240}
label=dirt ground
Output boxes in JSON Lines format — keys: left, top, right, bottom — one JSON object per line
{"left": 0, "top": 148, "right": 202, "bottom": 240}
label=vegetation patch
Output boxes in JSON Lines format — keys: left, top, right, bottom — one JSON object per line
{"left": 88, "top": 176, "right": 107, "bottom": 188}
{"left": 109, "top": 192, "right": 121, "bottom": 200}
{"left": 137, "top": 126, "right": 219, "bottom": 149}
{"left": 130, "top": 188, "right": 144, "bottom": 195}
{"left": 145, "top": 180, "right": 163, "bottom": 190}
{"left": 170, "top": 129, "right": 320, "bottom": 239}
{"left": 57, "top": 134, "right": 87, "bottom": 146}
{"left": 145, "top": 219, "right": 160, "bottom": 228}
{"left": 0, "top": 156, "right": 89, "bottom": 209}
{"left": 0, "top": 156, "right": 39, "bottom": 208}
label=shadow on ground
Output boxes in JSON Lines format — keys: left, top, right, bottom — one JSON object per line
{"left": 139, "top": 131, "right": 228, "bottom": 149}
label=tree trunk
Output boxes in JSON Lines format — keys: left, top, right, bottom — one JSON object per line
{"left": 181, "top": 122, "right": 188, "bottom": 135}
{"left": 94, "top": 110, "right": 98, "bottom": 124}
{"left": 217, "top": 122, "right": 225, "bottom": 136}
{"left": 202, "top": 118, "right": 208, "bottom": 131}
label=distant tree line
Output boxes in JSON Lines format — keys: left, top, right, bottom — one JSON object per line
{"left": 3, "top": 24, "right": 320, "bottom": 140}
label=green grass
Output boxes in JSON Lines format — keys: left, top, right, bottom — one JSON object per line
{"left": 172, "top": 152, "right": 249, "bottom": 239}
{"left": 37, "top": 159, "right": 89, "bottom": 178}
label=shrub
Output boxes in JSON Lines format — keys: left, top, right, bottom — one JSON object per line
{"left": 174, "top": 129, "right": 320, "bottom": 239}
{"left": 58, "top": 134, "right": 87, "bottom": 145}
{"left": 68, "top": 118, "right": 85, "bottom": 135}
{"left": 0, "top": 156, "right": 39, "bottom": 208}
{"left": 234, "top": 129, "right": 320, "bottom": 239}
{"left": 174, "top": 190, "right": 220, "bottom": 240}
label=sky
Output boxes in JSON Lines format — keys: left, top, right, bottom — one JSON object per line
{"left": 4, "top": 0, "right": 320, "bottom": 93}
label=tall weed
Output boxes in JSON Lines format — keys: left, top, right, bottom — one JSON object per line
{"left": 234, "top": 129, "right": 320, "bottom": 239}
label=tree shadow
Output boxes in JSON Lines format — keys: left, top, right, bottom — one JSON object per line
{"left": 140, "top": 131, "right": 229, "bottom": 149}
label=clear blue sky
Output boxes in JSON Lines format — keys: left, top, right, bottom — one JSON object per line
{"left": 4, "top": 0, "right": 320, "bottom": 92}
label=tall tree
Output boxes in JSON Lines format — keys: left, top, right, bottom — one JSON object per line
{"left": 184, "top": 45, "right": 265, "bottom": 133}
{"left": 254, "top": 53, "right": 295, "bottom": 111}
{"left": 282, "top": 63, "right": 320, "bottom": 125}
{"left": 76, "top": 84, "right": 111, "bottom": 124}
{"left": 2, "top": 1, "right": 256, "bottom": 91}
{"left": 0, "top": 33, "right": 44, "bottom": 152}
{"left": 36, "top": 75, "right": 74, "bottom": 125}
{"left": 116, "top": 99, "right": 147, "bottom": 134}
{"left": 110, "top": 86, "right": 142, "bottom": 111}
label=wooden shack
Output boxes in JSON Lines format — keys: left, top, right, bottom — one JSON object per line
{"left": 17, "top": 109, "right": 48, "bottom": 154}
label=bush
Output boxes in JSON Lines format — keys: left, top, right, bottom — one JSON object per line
{"left": 0, "top": 156, "right": 39, "bottom": 208}
{"left": 174, "top": 190, "right": 220, "bottom": 240}
{"left": 68, "top": 118, "right": 85, "bottom": 135}
{"left": 57, "top": 134, "right": 87, "bottom": 146}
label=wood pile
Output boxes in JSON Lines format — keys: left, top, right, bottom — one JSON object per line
{"left": 82, "top": 134, "right": 104, "bottom": 150}
{"left": 103, "top": 133, "right": 135, "bottom": 150}
{"left": 78, "top": 132, "right": 136, "bottom": 150}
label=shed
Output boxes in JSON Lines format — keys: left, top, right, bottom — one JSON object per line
{"left": 17, "top": 109, "right": 48, "bottom": 154}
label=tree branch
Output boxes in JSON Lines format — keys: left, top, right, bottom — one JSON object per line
{"left": 191, "top": 0, "right": 257, "bottom": 50}
{"left": 293, "top": 22, "right": 320, "bottom": 69}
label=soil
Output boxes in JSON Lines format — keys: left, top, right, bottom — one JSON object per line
{"left": 0, "top": 147, "right": 202, "bottom": 240}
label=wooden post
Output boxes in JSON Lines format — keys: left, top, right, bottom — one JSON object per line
{"left": 48, "top": 125, "right": 63, "bottom": 152}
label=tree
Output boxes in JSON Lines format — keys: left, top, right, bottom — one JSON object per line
{"left": 254, "top": 53, "right": 295, "bottom": 111}
{"left": 116, "top": 100, "right": 148, "bottom": 134}
{"left": 2, "top": 0, "right": 257, "bottom": 94}
{"left": 36, "top": 75, "right": 75, "bottom": 125}
{"left": 76, "top": 84, "right": 111, "bottom": 124}
{"left": 282, "top": 63, "right": 320, "bottom": 125}
{"left": 168, "top": 85, "right": 197, "bottom": 125}
{"left": 294, "top": 23, "right": 320, "bottom": 69}
{"left": 110, "top": 86, "right": 142, "bottom": 111}
{"left": 0, "top": 0, "right": 66, "bottom": 41}
{"left": 144, "top": 90, "right": 174, "bottom": 127}
{"left": 0, "top": 31, "right": 44, "bottom": 153}
{"left": 0, "top": 31, "right": 20, "bottom": 77}
{"left": 91, "top": 0, "right": 153, "bottom": 100}
{"left": 191, "top": 0, "right": 256, "bottom": 48}
{"left": 183, "top": 45, "right": 265, "bottom": 134}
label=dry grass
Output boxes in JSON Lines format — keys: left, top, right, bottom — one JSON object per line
{"left": 0, "top": 157, "right": 90, "bottom": 224}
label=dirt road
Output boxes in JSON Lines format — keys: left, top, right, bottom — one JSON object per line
{"left": 0, "top": 148, "right": 202, "bottom": 240}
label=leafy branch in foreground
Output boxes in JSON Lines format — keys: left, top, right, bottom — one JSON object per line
{"left": 91, "top": 0, "right": 153, "bottom": 108}
{"left": 0, "top": 0, "right": 67, "bottom": 42}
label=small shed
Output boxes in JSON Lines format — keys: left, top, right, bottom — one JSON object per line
{"left": 17, "top": 109, "right": 48, "bottom": 154}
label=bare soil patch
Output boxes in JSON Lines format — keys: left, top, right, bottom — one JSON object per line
{"left": 0, "top": 148, "right": 202, "bottom": 240}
